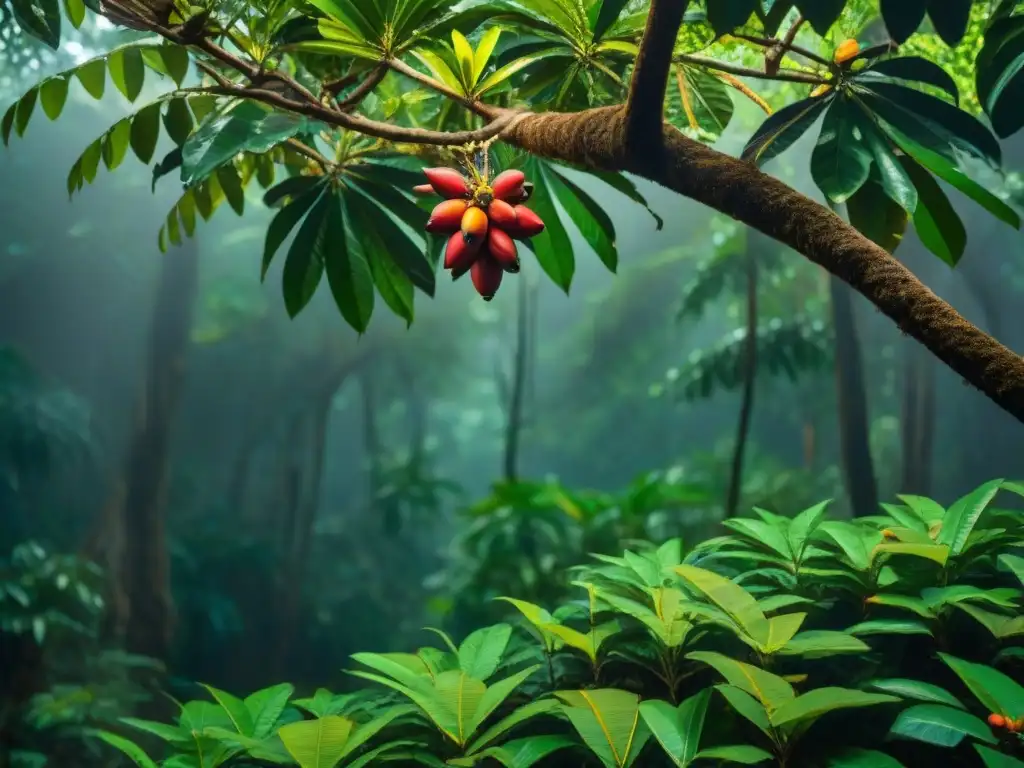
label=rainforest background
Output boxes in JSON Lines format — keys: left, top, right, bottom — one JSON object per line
{"left": 0, "top": 0, "right": 1023, "bottom": 766}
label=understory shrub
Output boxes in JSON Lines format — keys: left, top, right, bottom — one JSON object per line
{"left": 97, "top": 480, "right": 1024, "bottom": 767}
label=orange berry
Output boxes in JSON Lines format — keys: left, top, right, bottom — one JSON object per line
{"left": 882, "top": 529, "right": 898, "bottom": 540}
{"left": 423, "top": 167, "right": 470, "bottom": 199}
{"left": 426, "top": 199, "right": 469, "bottom": 234}
{"left": 487, "top": 226, "right": 519, "bottom": 269}
{"left": 490, "top": 169, "right": 526, "bottom": 200}
{"left": 509, "top": 205, "right": 545, "bottom": 238}
{"left": 488, "top": 199, "right": 518, "bottom": 230}
{"left": 470, "top": 253, "right": 504, "bottom": 301}
{"left": 834, "top": 38, "right": 860, "bottom": 64}
{"left": 988, "top": 713, "right": 1006, "bottom": 728}
{"left": 461, "top": 206, "right": 489, "bottom": 243}
{"left": 1008, "top": 718, "right": 1022, "bottom": 733}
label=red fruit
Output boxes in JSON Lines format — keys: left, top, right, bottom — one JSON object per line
{"left": 509, "top": 205, "right": 545, "bottom": 238}
{"left": 488, "top": 199, "right": 518, "bottom": 230}
{"left": 423, "top": 167, "right": 470, "bottom": 199}
{"left": 487, "top": 226, "right": 518, "bottom": 268}
{"left": 490, "top": 169, "right": 526, "bottom": 200}
{"left": 443, "top": 231, "right": 481, "bottom": 275}
{"left": 504, "top": 181, "right": 533, "bottom": 204}
{"left": 471, "top": 253, "right": 504, "bottom": 300}
{"left": 988, "top": 714, "right": 1006, "bottom": 728}
{"left": 461, "top": 206, "right": 489, "bottom": 243}
{"left": 426, "top": 199, "right": 469, "bottom": 233}
{"left": 412, "top": 184, "right": 435, "bottom": 195}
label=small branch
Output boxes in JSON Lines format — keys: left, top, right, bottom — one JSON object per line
{"left": 625, "top": 0, "right": 693, "bottom": 148}
{"left": 735, "top": 33, "right": 831, "bottom": 67}
{"left": 335, "top": 64, "right": 387, "bottom": 112}
{"left": 676, "top": 53, "right": 825, "bottom": 84}
{"left": 387, "top": 57, "right": 476, "bottom": 110}
{"left": 284, "top": 138, "right": 335, "bottom": 170}
{"left": 765, "top": 14, "right": 805, "bottom": 75}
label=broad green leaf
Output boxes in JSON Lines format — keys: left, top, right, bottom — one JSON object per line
{"left": 278, "top": 716, "right": 353, "bottom": 768}
{"left": 129, "top": 102, "right": 162, "bottom": 165}
{"left": 889, "top": 704, "right": 997, "bottom": 747}
{"left": 938, "top": 654, "right": 1024, "bottom": 717}
{"left": 714, "top": 686, "right": 772, "bottom": 738}
{"left": 828, "top": 748, "right": 905, "bottom": 767}
{"left": 899, "top": 156, "right": 966, "bottom": 266}
{"left": 695, "top": 744, "right": 773, "bottom": 764}
{"left": 741, "top": 95, "right": 831, "bottom": 166}
{"left": 864, "top": 679, "right": 965, "bottom": 709}
{"left": 282, "top": 191, "right": 330, "bottom": 317}
{"left": 937, "top": 479, "right": 1004, "bottom": 554}
{"left": 593, "top": 0, "right": 631, "bottom": 41}
{"left": 880, "top": 0, "right": 928, "bottom": 43}
{"left": 262, "top": 186, "right": 326, "bottom": 279}
{"left": 846, "top": 619, "right": 933, "bottom": 637}
{"left": 108, "top": 47, "right": 145, "bottom": 102}
{"left": 325, "top": 195, "right": 374, "bottom": 332}
{"left": 556, "top": 689, "right": 650, "bottom": 768}
{"left": 465, "top": 698, "right": 559, "bottom": 755}
{"left": 472, "top": 27, "right": 502, "bottom": 84}
{"left": 477, "top": 735, "right": 576, "bottom": 767}
{"left": 451, "top": 30, "right": 476, "bottom": 87}
{"left": 93, "top": 731, "right": 159, "bottom": 768}
{"left": 675, "top": 565, "right": 768, "bottom": 646}
{"left": 201, "top": 684, "right": 255, "bottom": 736}
{"left": 457, "top": 623, "right": 513, "bottom": 681}
{"left": 638, "top": 688, "right": 710, "bottom": 767}
{"left": 777, "top": 630, "right": 869, "bottom": 658}
{"left": 548, "top": 168, "right": 617, "bottom": 272}
{"left": 769, "top": 688, "right": 898, "bottom": 729}
{"left": 872, "top": 542, "right": 949, "bottom": 567}
{"left": 39, "top": 76, "right": 68, "bottom": 120}
{"left": 1000, "top": 554, "right": 1024, "bottom": 587}
{"left": 686, "top": 652, "right": 793, "bottom": 711}
{"left": 523, "top": 159, "right": 575, "bottom": 291}
{"left": 811, "top": 95, "right": 872, "bottom": 204}
{"left": 975, "top": 745, "right": 1024, "bottom": 768}
{"left": 864, "top": 57, "right": 958, "bottom": 103}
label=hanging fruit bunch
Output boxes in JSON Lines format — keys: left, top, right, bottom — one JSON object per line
{"left": 413, "top": 157, "right": 545, "bottom": 301}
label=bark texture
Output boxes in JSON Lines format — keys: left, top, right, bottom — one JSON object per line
{"left": 494, "top": 108, "right": 1024, "bottom": 423}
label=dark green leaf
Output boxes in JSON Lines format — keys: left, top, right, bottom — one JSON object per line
{"left": 217, "top": 166, "right": 246, "bottom": 216}
{"left": 10, "top": 0, "right": 61, "bottom": 49}
{"left": 928, "top": 0, "right": 972, "bottom": 47}
{"left": 524, "top": 159, "right": 575, "bottom": 291}
{"left": 578, "top": 169, "right": 663, "bottom": 230}
{"left": 282, "top": 191, "right": 330, "bottom": 317}
{"left": 163, "top": 99, "right": 193, "bottom": 145}
{"left": 810, "top": 95, "right": 872, "bottom": 203}
{"left": 327, "top": 197, "right": 376, "bottom": 332}
{"left": 707, "top": 0, "right": 756, "bottom": 36}
{"left": 182, "top": 102, "right": 313, "bottom": 185}
{"left": 39, "top": 76, "right": 68, "bottom": 120}
{"left": 263, "top": 176, "right": 322, "bottom": 208}
{"left": 889, "top": 704, "right": 997, "bottom": 748}
{"left": 858, "top": 112, "right": 918, "bottom": 213}
{"left": 975, "top": 745, "right": 1024, "bottom": 768}
{"left": 129, "top": 102, "right": 162, "bottom": 164}
{"left": 152, "top": 147, "right": 183, "bottom": 192}
{"left": 348, "top": 193, "right": 415, "bottom": 325}
{"left": 845, "top": 178, "right": 909, "bottom": 253}
{"left": 593, "top": 0, "right": 630, "bottom": 41}
{"left": 899, "top": 156, "right": 966, "bottom": 266}
{"left": 880, "top": 0, "right": 928, "bottom": 44}
{"left": 548, "top": 168, "right": 618, "bottom": 273}
{"left": 262, "top": 186, "right": 326, "bottom": 279}
{"left": 794, "top": 0, "right": 845, "bottom": 35}
{"left": 863, "top": 57, "right": 958, "bottom": 104}
{"left": 741, "top": 95, "right": 831, "bottom": 166}
{"left": 976, "top": 16, "right": 1024, "bottom": 138}
{"left": 828, "top": 748, "right": 905, "bottom": 768}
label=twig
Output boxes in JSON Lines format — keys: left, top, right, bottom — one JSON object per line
{"left": 765, "top": 14, "right": 806, "bottom": 75}
{"left": 735, "top": 33, "right": 831, "bottom": 66}
{"left": 676, "top": 53, "right": 825, "bottom": 84}
{"left": 335, "top": 64, "right": 388, "bottom": 112}
{"left": 625, "top": 0, "right": 694, "bottom": 147}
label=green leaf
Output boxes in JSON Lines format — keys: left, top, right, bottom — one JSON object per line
{"left": 880, "top": 0, "right": 928, "bottom": 43}
{"left": 828, "top": 748, "right": 906, "bottom": 768}
{"left": 548, "top": 167, "right": 617, "bottom": 273}
{"left": 129, "top": 102, "right": 162, "bottom": 164}
{"left": 863, "top": 57, "right": 958, "bottom": 104}
{"left": 928, "top": 0, "right": 972, "bottom": 46}
{"left": 676, "top": 566, "right": 769, "bottom": 647}
{"left": 327, "top": 196, "right": 375, "bottom": 332}
{"left": 93, "top": 731, "right": 159, "bottom": 768}
{"left": 10, "top": 0, "right": 61, "bottom": 49}
{"left": 769, "top": 688, "right": 898, "bottom": 729}
{"left": 478, "top": 734, "right": 576, "bottom": 767}
{"left": 278, "top": 716, "right": 353, "bottom": 768}
{"left": 777, "top": 630, "right": 869, "bottom": 658}
{"left": 938, "top": 653, "right": 1024, "bottom": 717}
{"left": 685, "top": 652, "right": 793, "bottom": 711}
{"left": 666, "top": 65, "right": 735, "bottom": 141}
{"left": 695, "top": 745, "right": 773, "bottom": 764}
{"left": 864, "top": 679, "right": 965, "bottom": 709}
{"left": 344, "top": 188, "right": 415, "bottom": 324}
{"left": 76, "top": 58, "right": 106, "bottom": 99}
{"left": 795, "top": 0, "right": 845, "bottom": 35}
{"left": 457, "top": 623, "right": 512, "bottom": 681}
{"left": 741, "top": 95, "right": 831, "bottom": 166}
{"left": 523, "top": 159, "right": 575, "bottom": 291}
{"left": 556, "top": 689, "right": 650, "bottom": 768}
{"left": 811, "top": 95, "right": 872, "bottom": 204}
{"left": 638, "top": 688, "right": 710, "bottom": 767}
{"left": 263, "top": 186, "right": 326, "bottom": 280}
{"left": 975, "top": 745, "right": 1024, "bottom": 768}
{"left": 888, "top": 704, "right": 997, "bottom": 748}
{"left": 108, "top": 47, "right": 145, "bottom": 102}
{"left": 714, "top": 686, "right": 772, "bottom": 738}
{"left": 936, "top": 479, "right": 1003, "bottom": 554}
{"left": 39, "top": 76, "right": 68, "bottom": 120}
{"left": 898, "top": 156, "right": 965, "bottom": 266}
{"left": 282, "top": 190, "right": 330, "bottom": 317}
{"left": 181, "top": 102, "right": 313, "bottom": 185}
{"left": 593, "top": 0, "right": 631, "bottom": 41}
{"left": 163, "top": 98, "right": 194, "bottom": 145}
{"left": 707, "top": 0, "right": 756, "bottom": 35}
{"left": 201, "top": 684, "right": 255, "bottom": 737}
{"left": 472, "top": 26, "right": 502, "bottom": 84}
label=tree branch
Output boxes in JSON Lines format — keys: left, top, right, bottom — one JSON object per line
{"left": 625, "top": 0, "right": 692, "bottom": 149}
{"left": 765, "top": 14, "right": 805, "bottom": 75}
{"left": 676, "top": 53, "right": 825, "bottom": 84}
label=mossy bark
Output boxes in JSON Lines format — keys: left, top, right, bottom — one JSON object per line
{"left": 494, "top": 108, "right": 1024, "bottom": 423}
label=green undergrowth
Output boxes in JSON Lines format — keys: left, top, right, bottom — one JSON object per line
{"left": 96, "top": 479, "right": 1024, "bottom": 767}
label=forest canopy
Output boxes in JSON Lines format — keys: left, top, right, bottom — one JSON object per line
{"left": 3, "top": 0, "right": 1024, "bottom": 421}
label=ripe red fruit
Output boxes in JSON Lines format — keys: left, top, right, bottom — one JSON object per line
{"left": 509, "top": 205, "right": 545, "bottom": 238}
{"left": 461, "top": 206, "right": 489, "bottom": 243}
{"left": 443, "top": 231, "right": 480, "bottom": 274}
{"left": 487, "top": 226, "right": 518, "bottom": 268}
{"left": 491, "top": 169, "right": 526, "bottom": 200}
{"left": 471, "top": 254, "right": 504, "bottom": 300}
{"left": 988, "top": 714, "right": 1006, "bottom": 728}
{"left": 488, "top": 199, "right": 518, "bottom": 230}
{"left": 423, "top": 168, "right": 470, "bottom": 199}
{"left": 412, "top": 184, "right": 435, "bottom": 195}
{"left": 426, "top": 199, "right": 468, "bottom": 233}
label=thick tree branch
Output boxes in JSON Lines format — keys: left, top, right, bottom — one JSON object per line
{"left": 625, "top": 0, "right": 691, "bottom": 149}
{"left": 493, "top": 108, "right": 1024, "bottom": 422}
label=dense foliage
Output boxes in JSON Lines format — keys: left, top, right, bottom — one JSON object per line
{"left": 91, "top": 479, "right": 1024, "bottom": 767}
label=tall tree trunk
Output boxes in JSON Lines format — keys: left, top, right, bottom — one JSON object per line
{"left": 829, "top": 276, "right": 879, "bottom": 517}
{"left": 85, "top": 238, "right": 199, "bottom": 661}
{"left": 900, "top": 343, "right": 936, "bottom": 495}
{"left": 724, "top": 246, "right": 758, "bottom": 518}
{"left": 503, "top": 277, "right": 531, "bottom": 482}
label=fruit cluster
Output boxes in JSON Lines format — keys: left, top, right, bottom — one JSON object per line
{"left": 987, "top": 713, "right": 1023, "bottom": 733}
{"left": 414, "top": 166, "right": 546, "bottom": 301}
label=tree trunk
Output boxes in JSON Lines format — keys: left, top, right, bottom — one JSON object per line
{"left": 901, "top": 342, "right": 936, "bottom": 495}
{"left": 86, "top": 238, "right": 199, "bottom": 662}
{"left": 724, "top": 246, "right": 758, "bottom": 518}
{"left": 503, "top": 276, "right": 531, "bottom": 482}
{"left": 829, "top": 276, "right": 879, "bottom": 517}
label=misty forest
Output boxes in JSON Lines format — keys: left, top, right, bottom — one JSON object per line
{"left": 1, "top": 0, "right": 1023, "bottom": 766}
